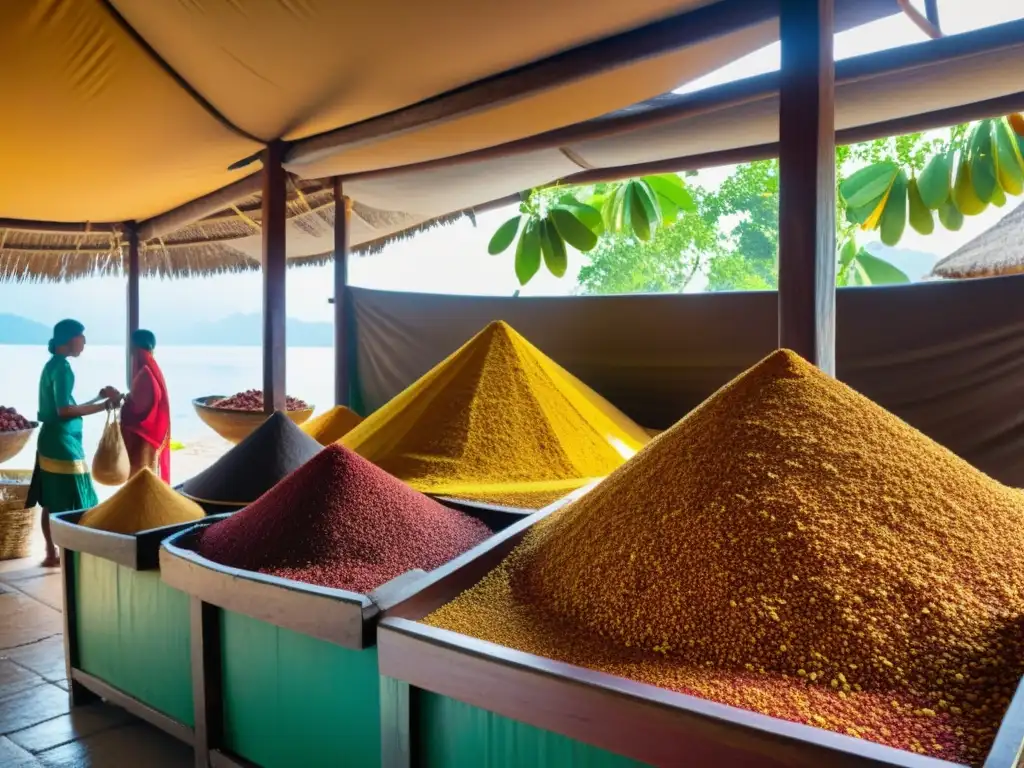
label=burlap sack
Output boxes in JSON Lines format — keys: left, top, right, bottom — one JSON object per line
{"left": 92, "top": 409, "right": 130, "bottom": 486}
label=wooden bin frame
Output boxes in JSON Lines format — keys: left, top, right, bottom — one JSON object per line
{"left": 50, "top": 510, "right": 230, "bottom": 747}
{"left": 375, "top": 504, "right": 1024, "bottom": 768}
{"left": 159, "top": 497, "right": 537, "bottom": 768}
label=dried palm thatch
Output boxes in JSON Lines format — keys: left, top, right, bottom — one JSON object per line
{"left": 0, "top": 177, "right": 473, "bottom": 283}
{"left": 931, "top": 200, "right": 1024, "bottom": 280}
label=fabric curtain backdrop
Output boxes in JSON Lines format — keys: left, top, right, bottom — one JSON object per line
{"left": 350, "top": 275, "right": 1024, "bottom": 488}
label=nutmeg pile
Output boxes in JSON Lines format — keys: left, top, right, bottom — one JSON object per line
{"left": 427, "top": 350, "right": 1024, "bottom": 765}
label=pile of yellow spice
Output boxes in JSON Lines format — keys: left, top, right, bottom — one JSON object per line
{"left": 342, "top": 321, "right": 649, "bottom": 508}
{"left": 426, "top": 349, "right": 1024, "bottom": 765}
{"left": 80, "top": 468, "right": 204, "bottom": 534}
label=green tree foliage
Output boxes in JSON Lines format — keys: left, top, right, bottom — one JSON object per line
{"left": 576, "top": 187, "right": 716, "bottom": 294}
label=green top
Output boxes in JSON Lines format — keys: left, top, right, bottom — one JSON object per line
{"left": 37, "top": 354, "right": 84, "bottom": 461}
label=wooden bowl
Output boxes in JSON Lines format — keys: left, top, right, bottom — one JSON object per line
{"left": 0, "top": 424, "right": 38, "bottom": 465}
{"left": 192, "top": 396, "right": 314, "bottom": 445}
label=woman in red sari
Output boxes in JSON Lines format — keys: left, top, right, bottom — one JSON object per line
{"left": 120, "top": 329, "right": 172, "bottom": 482}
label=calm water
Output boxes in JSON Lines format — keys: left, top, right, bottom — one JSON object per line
{"left": 0, "top": 344, "right": 336, "bottom": 469}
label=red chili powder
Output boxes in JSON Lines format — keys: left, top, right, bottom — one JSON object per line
{"left": 196, "top": 443, "right": 492, "bottom": 593}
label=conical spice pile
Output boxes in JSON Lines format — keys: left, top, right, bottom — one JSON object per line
{"left": 341, "top": 320, "right": 649, "bottom": 509}
{"left": 427, "top": 350, "right": 1024, "bottom": 765}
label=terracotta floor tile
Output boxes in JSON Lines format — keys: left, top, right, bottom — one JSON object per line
{"left": 36, "top": 722, "right": 192, "bottom": 768}
{"left": 7, "top": 702, "right": 132, "bottom": 754}
{"left": 0, "top": 683, "right": 69, "bottom": 735}
{"left": 0, "top": 660, "right": 46, "bottom": 699}
{"left": 9, "top": 575, "right": 63, "bottom": 613}
{"left": 3, "top": 636, "right": 66, "bottom": 683}
{"left": 0, "top": 594, "right": 62, "bottom": 652}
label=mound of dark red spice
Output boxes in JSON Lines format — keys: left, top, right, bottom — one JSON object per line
{"left": 180, "top": 411, "right": 322, "bottom": 507}
{"left": 196, "top": 443, "right": 492, "bottom": 594}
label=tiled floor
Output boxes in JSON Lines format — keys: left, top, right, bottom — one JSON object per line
{"left": 0, "top": 525, "right": 192, "bottom": 767}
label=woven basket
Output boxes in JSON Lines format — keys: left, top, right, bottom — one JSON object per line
{"left": 0, "top": 487, "right": 35, "bottom": 561}
{"left": 192, "top": 395, "right": 314, "bottom": 445}
{"left": 0, "top": 425, "right": 37, "bottom": 465}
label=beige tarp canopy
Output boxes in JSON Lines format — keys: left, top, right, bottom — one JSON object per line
{"left": 2, "top": 0, "right": 897, "bottom": 227}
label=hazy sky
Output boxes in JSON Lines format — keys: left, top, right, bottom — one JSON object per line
{"left": 0, "top": 0, "right": 1018, "bottom": 334}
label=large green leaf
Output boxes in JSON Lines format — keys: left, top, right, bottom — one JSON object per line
{"left": 845, "top": 190, "right": 888, "bottom": 226}
{"left": 488, "top": 215, "right": 521, "bottom": 255}
{"left": 918, "top": 152, "right": 952, "bottom": 209}
{"left": 539, "top": 218, "right": 568, "bottom": 277}
{"left": 643, "top": 174, "right": 695, "bottom": 213}
{"left": 629, "top": 181, "right": 659, "bottom": 241}
{"left": 839, "top": 237, "right": 857, "bottom": 270}
{"left": 549, "top": 207, "right": 599, "bottom": 252}
{"left": 839, "top": 161, "right": 899, "bottom": 209}
{"left": 553, "top": 200, "right": 604, "bottom": 234}
{"left": 854, "top": 249, "right": 910, "bottom": 285}
{"left": 515, "top": 219, "right": 542, "bottom": 285}
{"left": 907, "top": 177, "right": 934, "bottom": 236}
{"left": 938, "top": 199, "right": 964, "bottom": 231}
{"left": 969, "top": 120, "right": 998, "bottom": 203}
{"left": 879, "top": 169, "right": 908, "bottom": 246}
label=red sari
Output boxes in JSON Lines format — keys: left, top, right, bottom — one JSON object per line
{"left": 121, "top": 350, "right": 171, "bottom": 483}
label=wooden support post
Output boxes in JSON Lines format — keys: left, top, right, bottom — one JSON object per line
{"left": 777, "top": 0, "right": 836, "bottom": 375}
{"left": 333, "top": 178, "right": 351, "bottom": 407}
{"left": 262, "top": 141, "right": 287, "bottom": 413}
{"left": 125, "top": 222, "right": 140, "bottom": 387}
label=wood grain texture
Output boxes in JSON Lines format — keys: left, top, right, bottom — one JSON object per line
{"left": 777, "top": 0, "right": 836, "bottom": 374}
{"left": 333, "top": 180, "right": 352, "bottom": 407}
{"left": 50, "top": 512, "right": 207, "bottom": 571}
{"left": 70, "top": 668, "right": 194, "bottom": 745}
{"left": 126, "top": 222, "right": 140, "bottom": 387}
{"left": 261, "top": 140, "right": 288, "bottom": 414}
{"left": 378, "top": 621, "right": 963, "bottom": 768}
{"left": 191, "top": 597, "right": 221, "bottom": 768}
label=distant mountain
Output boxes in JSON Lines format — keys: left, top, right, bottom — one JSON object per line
{"left": 864, "top": 242, "right": 938, "bottom": 282}
{"left": 0, "top": 314, "right": 50, "bottom": 345}
{"left": 0, "top": 312, "right": 333, "bottom": 347}
{"left": 160, "top": 313, "right": 333, "bottom": 347}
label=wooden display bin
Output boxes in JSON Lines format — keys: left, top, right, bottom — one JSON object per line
{"left": 375, "top": 504, "right": 1024, "bottom": 768}
{"left": 159, "top": 497, "right": 539, "bottom": 768}
{"left": 50, "top": 510, "right": 231, "bottom": 748}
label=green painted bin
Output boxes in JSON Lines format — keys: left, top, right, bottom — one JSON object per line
{"left": 50, "top": 510, "right": 227, "bottom": 748}
{"left": 375, "top": 504, "right": 1024, "bottom": 768}
{"left": 160, "top": 498, "right": 533, "bottom": 768}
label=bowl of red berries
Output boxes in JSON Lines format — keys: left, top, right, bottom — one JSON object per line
{"left": 192, "top": 390, "right": 314, "bottom": 444}
{"left": 0, "top": 407, "right": 39, "bottom": 465}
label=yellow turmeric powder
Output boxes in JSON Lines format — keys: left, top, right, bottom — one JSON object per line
{"left": 80, "top": 468, "right": 204, "bottom": 534}
{"left": 341, "top": 321, "right": 649, "bottom": 508}
{"left": 427, "top": 349, "right": 1024, "bottom": 765}
{"left": 301, "top": 405, "right": 363, "bottom": 446}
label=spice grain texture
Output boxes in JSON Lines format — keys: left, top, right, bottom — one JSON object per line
{"left": 427, "top": 350, "right": 1024, "bottom": 765}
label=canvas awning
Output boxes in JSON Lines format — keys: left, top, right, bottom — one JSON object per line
{"left": 931, "top": 201, "right": 1024, "bottom": 280}
{"left": 1, "top": 0, "right": 898, "bottom": 226}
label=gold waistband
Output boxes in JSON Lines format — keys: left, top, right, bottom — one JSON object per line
{"left": 38, "top": 456, "right": 88, "bottom": 475}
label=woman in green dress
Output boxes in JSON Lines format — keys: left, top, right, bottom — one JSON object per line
{"left": 27, "top": 319, "right": 120, "bottom": 567}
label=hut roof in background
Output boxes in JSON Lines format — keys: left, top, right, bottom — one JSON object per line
{"left": 0, "top": 178, "right": 471, "bottom": 282}
{"left": 931, "top": 201, "right": 1024, "bottom": 280}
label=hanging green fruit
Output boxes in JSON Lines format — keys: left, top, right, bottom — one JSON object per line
{"left": 995, "top": 120, "right": 1024, "bottom": 195}
{"left": 953, "top": 158, "right": 987, "bottom": 216}
{"left": 907, "top": 177, "right": 934, "bottom": 235}
{"left": 969, "top": 121, "right": 998, "bottom": 204}
{"left": 938, "top": 199, "right": 964, "bottom": 231}
{"left": 879, "top": 169, "right": 908, "bottom": 246}
{"left": 917, "top": 151, "right": 953, "bottom": 209}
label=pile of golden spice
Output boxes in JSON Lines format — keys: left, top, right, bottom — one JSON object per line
{"left": 428, "top": 350, "right": 1024, "bottom": 765}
